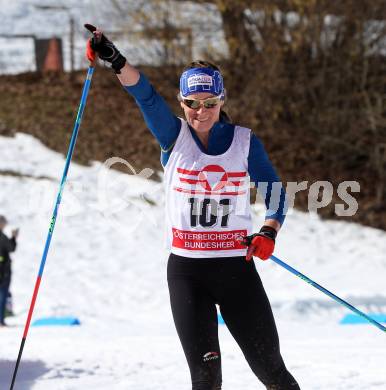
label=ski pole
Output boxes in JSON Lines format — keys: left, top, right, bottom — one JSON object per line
{"left": 270, "top": 254, "right": 386, "bottom": 333}
{"left": 10, "top": 63, "right": 96, "bottom": 390}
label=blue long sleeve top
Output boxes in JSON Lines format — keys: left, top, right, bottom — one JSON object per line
{"left": 124, "top": 73, "right": 287, "bottom": 225}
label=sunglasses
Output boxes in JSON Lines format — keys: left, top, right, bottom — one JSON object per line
{"left": 181, "top": 95, "right": 222, "bottom": 109}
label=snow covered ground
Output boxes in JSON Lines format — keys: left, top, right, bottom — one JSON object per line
{"left": 0, "top": 0, "right": 227, "bottom": 74}
{"left": 0, "top": 133, "right": 385, "bottom": 389}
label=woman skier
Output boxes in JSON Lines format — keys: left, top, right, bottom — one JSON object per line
{"left": 85, "top": 24, "right": 300, "bottom": 390}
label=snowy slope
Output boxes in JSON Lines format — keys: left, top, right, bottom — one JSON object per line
{"left": 0, "top": 133, "right": 385, "bottom": 389}
{"left": 0, "top": 0, "right": 227, "bottom": 74}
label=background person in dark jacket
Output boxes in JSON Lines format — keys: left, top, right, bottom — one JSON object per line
{"left": 0, "top": 215, "right": 18, "bottom": 327}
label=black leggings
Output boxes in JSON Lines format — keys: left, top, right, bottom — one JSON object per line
{"left": 167, "top": 254, "right": 300, "bottom": 390}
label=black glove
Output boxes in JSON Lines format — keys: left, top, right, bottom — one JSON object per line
{"left": 242, "top": 226, "right": 277, "bottom": 247}
{"left": 241, "top": 226, "right": 277, "bottom": 261}
{"left": 84, "top": 23, "right": 126, "bottom": 74}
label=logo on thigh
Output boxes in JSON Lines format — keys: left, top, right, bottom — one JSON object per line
{"left": 203, "top": 351, "right": 220, "bottom": 362}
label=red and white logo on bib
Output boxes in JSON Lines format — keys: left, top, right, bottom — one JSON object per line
{"left": 174, "top": 164, "right": 247, "bottom": 196}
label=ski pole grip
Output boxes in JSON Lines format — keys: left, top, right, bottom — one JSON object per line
{"left": 84, "top": 23, "right": 97, "bottom": 33}
{"left": 84, "top": 24, "right": 99, "bottom": 66}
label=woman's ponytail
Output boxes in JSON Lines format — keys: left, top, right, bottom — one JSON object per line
{"left": 219, "top": 109, "right": 231, "bottom": 123}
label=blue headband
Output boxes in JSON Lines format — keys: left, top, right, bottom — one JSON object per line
{"left": 179, "top": 67, "right": 224, "bottom": 98}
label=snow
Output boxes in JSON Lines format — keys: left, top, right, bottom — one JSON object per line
{"left": 0, "top": 133, "right": 385, "bottom": 389}
{"left": 0, "top": 0, "right": 227, "bottom": 74}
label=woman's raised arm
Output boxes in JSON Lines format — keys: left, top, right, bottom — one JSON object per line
{"left": 84, "top": 24, "right": 180, "bottom": 158}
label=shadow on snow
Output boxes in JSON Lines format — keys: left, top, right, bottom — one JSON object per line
{"left": 0, "top": 359, "right": 49, "bottom": 390}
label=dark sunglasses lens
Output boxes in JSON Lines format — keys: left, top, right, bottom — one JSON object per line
{"left": 184, "top": 99, "right": 200, "bottom": 109}
{"left": 204, "top": 99, "right": 220, "bottom": 108}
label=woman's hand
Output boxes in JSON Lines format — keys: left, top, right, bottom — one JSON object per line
{"left": 84, "top": 23, "right": 140, "bottom": 85}
{"left": 84, "top": 23, "right": 126, "bottom": 73}
{"left": 241, "top": 226, "right": 277, "bottom": 261}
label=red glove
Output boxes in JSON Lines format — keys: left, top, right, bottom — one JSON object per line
{"left": 242, "top": 226, "right": 277, "bottom": 261}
